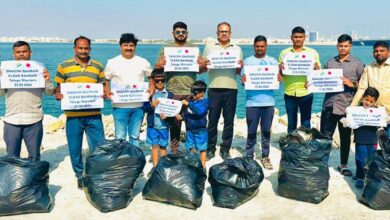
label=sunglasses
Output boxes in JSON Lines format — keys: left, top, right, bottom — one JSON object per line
{"left": 154, "top": 79, "right": 165, "bottom": 83}
{"left": 175, "top": 30, "right": 187, "bottom": 35}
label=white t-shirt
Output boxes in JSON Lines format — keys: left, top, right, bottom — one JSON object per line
{"left": 105, "top": 55, "right": 152, "bottom": 108}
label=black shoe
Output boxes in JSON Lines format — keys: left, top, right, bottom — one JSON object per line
{"left": 206, "top": 151, "right": 215, "bottom": 161}
{"left": 77, "top": 177, "right": 83, "bottom": 190}
{"left": 220, "top": 151, "right": 231, "bottom": 160}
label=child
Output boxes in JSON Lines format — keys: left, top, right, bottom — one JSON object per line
{"left": 353, "top": 87, "right": 380, "bottom": 188}
{"left": 143, "top": 69, "right": 174, "bottom": 177}
{"left": 181, "top": 80, "right": 209, "bottom": 168}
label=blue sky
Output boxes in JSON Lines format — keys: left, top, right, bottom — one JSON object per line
{"left": 1, "top": 0, "right": 388, "bottom": 39}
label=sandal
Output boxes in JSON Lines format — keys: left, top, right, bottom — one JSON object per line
{"left": 261, "top": 157, "right": 273, "bottom": 170}
{"left": 337, "top": 166, "right": 352, "bottom": 176}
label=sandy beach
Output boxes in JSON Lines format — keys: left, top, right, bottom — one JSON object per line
{"left": 0, "top": 111, "right": 388, "bottom": 220}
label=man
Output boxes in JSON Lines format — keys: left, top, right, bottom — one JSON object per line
{"left": 0, "top": 41, "right": 54, "bottom": 161}
{"left": 105, "top": 33, "right": 152, "bottom": 146}
{"left": 55, "top": 36, "right": 109, "bottom": 189}
{"left": 241, "top": 35, "right": 280, "bottom": 169}
{"left": 155, "top": 21, "right": 203, "bottom": 153}
{"left": 278, "top": 26, "right": 321, "bottom": 133}
{"left": 351, "top": 40, "right": 390, "bottom": 137}
{"left": 320, "top": 34, "right": 364, "bottom": 176}
{"left": 202, "top": 22, "right": 243, "bottom": 160}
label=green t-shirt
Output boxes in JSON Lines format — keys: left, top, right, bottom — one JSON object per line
{"left": 156, "top": 42, "right": 199, "bottom": 95}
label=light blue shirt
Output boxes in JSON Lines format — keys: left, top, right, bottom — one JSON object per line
{"left": 152, "top": 88, "right": 169, "bottom": 129}
{"left": 241, "top": 55, "right": 278, "bottom": 107}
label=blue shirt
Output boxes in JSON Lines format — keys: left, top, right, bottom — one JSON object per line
{"left": 184, "top": 98, "right": 209, "bottom": 131}
{"left": 152, "top": 89, "right": 170, "bottom": 129}
{"left": 241, "top": 55, "right": 278, "bottom": 107}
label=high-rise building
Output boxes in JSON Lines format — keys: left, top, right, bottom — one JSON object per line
{"left": 308, "top": 31, "right": 319, "bottom": 42}
{"left": 348, "top": 30, "right": 359, "bottom": 40}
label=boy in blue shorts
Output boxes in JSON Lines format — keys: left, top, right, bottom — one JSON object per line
{"left": 181, "top": 80, "right": 209, "bottom": 167}
{"left": 143, "top": 69, "right": 174, "bottom": 176}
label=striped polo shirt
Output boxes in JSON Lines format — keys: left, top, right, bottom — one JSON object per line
{"left": 55, "top": 57, "right": 105, "bottom": 117}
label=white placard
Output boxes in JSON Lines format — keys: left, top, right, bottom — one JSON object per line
{"left": 164, "top": 47, "right": 199, "bottom": 72}
{"left": 111, "top": 82, "right": 149, "bottom": 103}
{"left": 154, "top": 98, "right": 182, "bottom": 117}
{"left": 282, "top": 52, "right": 315, "bottom": 75}
{"left": 207, "top": 49, "right": 240, "bottom": 69}
{"left": 307, "top": 69, "right": 344, "bottom": 93}
{"left": 61, "top": 83, "right": 104, "bottom": 110}
{"left": 0, "top": 60, "right": 45, "bottom": 88}
{"left": 244, "top": 65, "right": 279, "bottom": 90}
{"left": 346, "top": 106, "right": 387, "bottom": 128}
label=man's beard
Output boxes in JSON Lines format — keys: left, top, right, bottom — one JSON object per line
{"left": 174, "top": 36, "right": 187, "bottom": 43}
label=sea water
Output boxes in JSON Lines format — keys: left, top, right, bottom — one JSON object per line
{"left": 0, "top": 43, "right": 375, "bottom": 118}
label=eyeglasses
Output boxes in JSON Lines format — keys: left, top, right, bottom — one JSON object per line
{"left": 175, "top": 30, "right": 187, "bottom": 35}
{"left": 154, "top": 79, "right": 165, "bottom": 83}
{"left": 218, "top": 30, "right": 231, "bottom": 34}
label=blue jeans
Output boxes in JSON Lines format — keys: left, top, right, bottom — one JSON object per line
{"left": 113, "top": 107, "right": 144, "bottom": 146}
{"left": 66, "top": 115, "right": 105, "bottom": 177}
{"left": 245, "top": 106, "right": 274, "bottom": 158}
{"left": 355, "top": 144, "right": 376, "bottom": 179}
{"left": 284, "top": 93, "right": 313, "bottom": 133}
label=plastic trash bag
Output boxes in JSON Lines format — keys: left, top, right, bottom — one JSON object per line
{"left": 0, "top": 157, "right": 51, "bottom": 216}
{"left": 142, "top": 151, "right": 206, "bottom": 209}
{"left": 277, "top": 127, "right": 332, "bottom": 204}
{"left": 208, "top": 157, "right": 264, "bottom": 209}
{"left": 359, "top": 129, "right": 390, "bottom": 210}
{"left": 83, "top": 139, "right": 146, "bottom": 213}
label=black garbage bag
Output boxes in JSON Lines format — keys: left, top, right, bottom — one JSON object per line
{"left": 0, "top": 157, "right": 51, "bottom": 216}
{"left": 142, "top": 151, "right": 206, "bottom": 209}
{"left": 208, "top": 157, "right": 264, "bottom": 209}
{"left": 83, "top": 139, "right": 146, "bottom": 213}
{"left": 359, "top": 129, "right": 390, "bottom": 210}
{"left": 277, "top": 127, "right": 332, "bottom": 204}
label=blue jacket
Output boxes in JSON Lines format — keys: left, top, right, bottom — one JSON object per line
{"left": 143, "top": 89, "right": 174, "bottom": 129}
{"left": 183, "top": 98, "right": 208, "bottom": 131}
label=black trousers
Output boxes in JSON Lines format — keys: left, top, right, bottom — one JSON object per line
{"left": 207, "top": 88, "right": 237, "bottom": 153}
{"left": 320, "top": 107, "right": 351, "bottom": 165}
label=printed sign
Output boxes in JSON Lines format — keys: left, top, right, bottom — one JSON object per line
{"left": 0, "top": 60, "right": 45, "bottom": 88}
{"left": 164, "top": 47, "right": 199, "bottom": 72}
{"left": 244, "top": 65, "right": 279, "bottom": 90}
{"left": 61, "top": 83, "right": 104, "bottom": 110}
{"left": 282, "top": 52, "right": 315, "bottom": 75}
{"left": 111, "top": 82, "right": 149, "bottom": 103}
{"left": 307, "top": 69, "right": 344, "bottom": 93}
{"left": 207, "top": 49, "right": 241, "bottom": 69}
{"left": 346, "top": 106, "right": 387, "bottom": 128}
{"left": 154, "top": 98, "right": 182, "bottom": 117}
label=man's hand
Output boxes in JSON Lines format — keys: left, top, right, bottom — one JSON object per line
{"left": 277, "top": 73, "right": 283, "bottom": 82}
{"left": 55, "top": 93, "right": 63, "bottom": 100}
{"left": 314, "top": 63, "right": 320, "bottom": 70}
{"left": 241, "top": 74, "right": 246, "bottom": 83}
{"left": 341, "top": 77, "right": 354, "bottom": 88}
{"left": 182, "top": 100, "right": 189, "bottom": 106}
{"left": 198, "top": 56, "right": 208, "bottom": 73}
{"left": 175, "top": 114, "right": 182, "bottom": 121}
{"left": 155, "top": 55, "right": 166, "bottom": 68}
{"left": 236, "top": 60, "right": 243, "bottom": 74}
{"left": 152, "top": 99, "right": 160, "bottom": 108}
{"left": 304, "top": 81, "right": 309, "bottom": 89}
{"left": 43, "top": 69, "right": 51, "bottom": 82}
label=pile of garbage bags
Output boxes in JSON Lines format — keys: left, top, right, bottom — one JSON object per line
{"left": 277, "top": 128, "right": 332, "bottom": 204}
{"left": 0, "top": 157, "right": 52, "bottom": 216}
{"left": 208, "top": 157, "right": 264, "bottom": 209}
{"left": 359, "top": 129, "right": 390, "bottom": 210}
{"left": 83, "top": 139, "right": 146, "bottom": 213}
{"left": 142, "top": 151, "right": 206, "bottom": 209}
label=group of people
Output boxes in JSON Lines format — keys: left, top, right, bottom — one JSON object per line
{"left": 1, "top": 21, "right": 390, "bottom": 190}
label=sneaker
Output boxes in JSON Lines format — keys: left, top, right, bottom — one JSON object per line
{"left": 261, "top": 157, "right": 273, "bottom": 170}
{"left": 147, "top": 167, "right": 156, "bottom": 178}
{"left": 77, "top": 177, "right": 83, "bottom": 190}
{"left": 355, "top": 179, "right": 364, "bottom": 188}
{"left": 206, "top": 151, "right": 216, "bottom": 161}
{"left": 220, "top": 151, "right": 231, "bottom": 160}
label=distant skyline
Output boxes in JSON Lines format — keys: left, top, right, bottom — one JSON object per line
{"left": 1, "top": 0, "right": 389, "bottom": 40}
